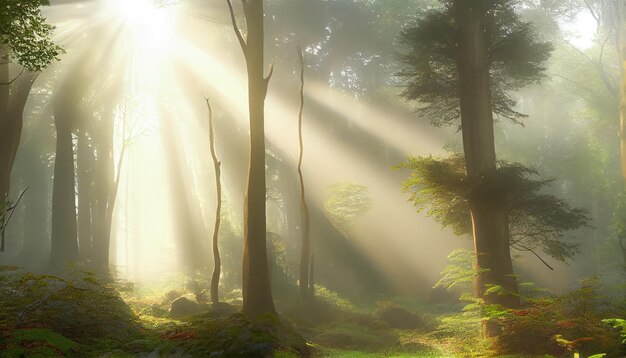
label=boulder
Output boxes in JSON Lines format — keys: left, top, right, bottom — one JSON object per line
{"left": 169, "top": 296, "right": 200, "bottom": 318}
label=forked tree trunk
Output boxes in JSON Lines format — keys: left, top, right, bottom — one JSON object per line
{"left": 454, "top": 0, "right": 519, "bottom": 315}
{"left": 226, "top": 0, "right": 276, "bottom": 318}
{"left": 296, "top": 47, "right": 313, "bottom": 300}
{"left": 206, "top": 99, "right": 223, "bottom": 305}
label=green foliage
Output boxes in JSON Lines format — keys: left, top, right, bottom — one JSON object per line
{"left": 397, "top": 155, "right": 588, "bottom": 263}
{"left": 323, "top": 182, "right": 373, "bottom": 230}
{"left": 434, "top": 249, "right": 478, "bottom": 293}
{"left": 603, "top": 318, "right": 626, "bottom": 344}
{"left": 0, "top": 0, "right": 63, "bottom": 71}
{"left": 1, "top": 328, "right": 81, "bottom": 357}
{"left": 398, "top": 0, "right": 553, "bottom": 126}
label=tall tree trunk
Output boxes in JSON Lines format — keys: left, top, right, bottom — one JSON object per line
{"left": 619, "top": 2, "right": 626, "bottom": 181}
{"left": 454, "top": 0, "right": 519, "bottom": 312}
{"left": 50, "top": 111, "right": 79, "bottom": 268}
{"left": 206, "top": 99, "right": 223, "bottom": 305}
{"left": 0, "top": 45, "right": 9, "bottom": 206}
{"left": 91, "top": 110, "right": 114, "bottom": 269}
{"left": 0, "top": 50, "right": 38, "bottom": 212}
{"left": 77, "top": 130, "right": 94, "bottom": 261}
{"left": 227, "top": 0, "right": 276, "bottom": 318}
{"left": 296, "top": 47, "right": 312, "bottom": 300}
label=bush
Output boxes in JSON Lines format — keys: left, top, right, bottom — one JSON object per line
{"left": 375, "top": 303, "right": 424, "bottom": 330}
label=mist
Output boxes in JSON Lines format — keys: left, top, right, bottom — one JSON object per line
{"left": 1, "top": 1, "right": 625, "bottom": 357}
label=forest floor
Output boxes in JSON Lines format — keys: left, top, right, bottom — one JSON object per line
{"left": 0, "top": 266, "right": 624, "bottom": 357}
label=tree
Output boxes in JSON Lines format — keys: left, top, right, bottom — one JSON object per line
{"left": 398, "top": 155, "right": 588, "bottom": 268}
{"left": 226, "top": 0, "right": 276, "bottom": 318}
{"left": 50, "top": 68, "right": 84, "bottom": 268}
{"left": 0, "top": 0, "right": 62, "bottom": 208}
{"left": 398, "top": 0, "right": 553, "bottom": 311}
{"left": 296, "top": 47, "right": 313, "bottom": 300}
{"left": 323, "top": 182, "right": 372, "bottom": 232}
{"left": 206, "top": 98, "right": 223, "bottom": 305}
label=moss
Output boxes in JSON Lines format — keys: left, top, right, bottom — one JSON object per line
{"left": 1, "top": 328, "right": 80, "bottom": 357}
{"left": 156, "top": 313, "right": 309, "bottom": 357}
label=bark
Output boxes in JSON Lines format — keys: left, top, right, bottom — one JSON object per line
{"left": 76, "top": 131, "right": 94, "bottom": 260}
{"left": 227, "top": 0, "right": 276, "bottom": 318}
{"left": 296, "top": 47, "right": 313, "bottom": 300}
{"left": 454, "top": 0, "right": 519, "bottom": 312}
{"left": 91, "top": 108, "right": 114, "bottom": 269}
{"left": 206, "top": 99, "right": 223, "bottom": 305}
{"left": 614, "top": 0, "right": 626, "bottom": 277}
{"left": 0, "top": 48, "right": 39, "bottom": 208}
{"left": 50, "top": 106, "right": 79, "bottom": 268}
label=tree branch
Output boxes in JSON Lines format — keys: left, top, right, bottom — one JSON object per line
{"left": 1, "top": 187, "right": 29, "bottom": 252}
{"left": 226, "top": 0, "right": 247, "bottom": 53}
{"left": 515, "top": 245, "right": 555, "bottom": 271}
{"left": 0, "top": 67, "right": 25, "bottom": 86}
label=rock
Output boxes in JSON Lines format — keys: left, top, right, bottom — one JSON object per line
{"left": 169, "top": 296, "right": 200, "bottom": 318}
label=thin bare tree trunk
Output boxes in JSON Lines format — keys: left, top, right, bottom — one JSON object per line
{"left": 296, "top": 47, "right": 312, "bottom": 300}
{"left": 77, "top": 131, "right": 94, "bottom": 260}
{"left": 206, "top": 98, "right": 223, "bottom": 304}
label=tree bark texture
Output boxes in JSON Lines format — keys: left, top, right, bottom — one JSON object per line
{"left": 296, "top": 47, "right": 313, "bottom": 300}
{"left": 206, "top": 99, "right": 223, "bottom": 305}
{"left": 454, "top": 0, "right": 519, "bottom": 310}
{"left": 227, "top": 0, "right": 276, "bottom": 318}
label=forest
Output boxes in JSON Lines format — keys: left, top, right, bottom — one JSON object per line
{"left": 2, "top": 0, "right": 626, "bottom": 357}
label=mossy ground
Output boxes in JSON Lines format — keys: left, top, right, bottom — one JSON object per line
{"left": 0, "top": 266, "right": 621, "bottom": 357}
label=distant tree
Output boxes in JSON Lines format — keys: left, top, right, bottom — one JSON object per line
{"left": 226, "top": 0, "right": 276, "bottom": 318}
{"left": 0, "top": 0, "right": 62, "bottom": 210}
{"left": 323, "top": 182, "right": 372, "bottom": 232}
{"left": 398, "top": 0, "right": 553, "bottom": 313}
{"left": 205, "top": 98, "right": 223, "bottom": 305}
{"left": 296, "top": 47, "right": 313, "bottom": 300}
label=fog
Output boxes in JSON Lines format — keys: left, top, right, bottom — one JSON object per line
{"left": 2, "top": 1, "right": 625, "bottom": 356}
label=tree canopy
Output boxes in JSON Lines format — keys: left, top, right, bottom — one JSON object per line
{"left": 398, "top": 0, "right": 553, "bottom": 126}
{"left": 1, "top": 0, "right": 62, "bottom": 71}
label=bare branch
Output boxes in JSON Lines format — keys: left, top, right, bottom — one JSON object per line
{"left": 226, "top": 0, "right": 247, "bottom": 53}
{"left": 264, "top": 60, "right": 275, "bottom": 84}
{"left": 0, "top": 67, "right": 26, "bottom": 86}
{"left": 1, "top": 187, "right": 29, "bottom": 252}
{"left": 515, "top": 244, "right": 555, "bottom": 271}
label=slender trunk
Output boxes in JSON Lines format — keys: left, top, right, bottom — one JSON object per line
{"left": 77, "top": 131, "right": 94, "bottom": 260}
{"left": 0, "top": 45, "right": 11, "bottom": 206}
{"left": 454, "top": 0, "right": 518, "bottom": 312}
{"left": 227, "top": 0, "right": 276, "bottom": 318}
{"left": 50, "top": 115, "right": 78, "bottom": 268}
{"left": 296, "top": 47, "right": 312, "bottom": 300}
{"left": 90, "top": 106, "right": 115, "bottom": 269}
{"left": 206, "top": 99, "right": 223, "bottom": 305}
{"left": 619, "top": 2, "right": 626, "bottom": 180}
